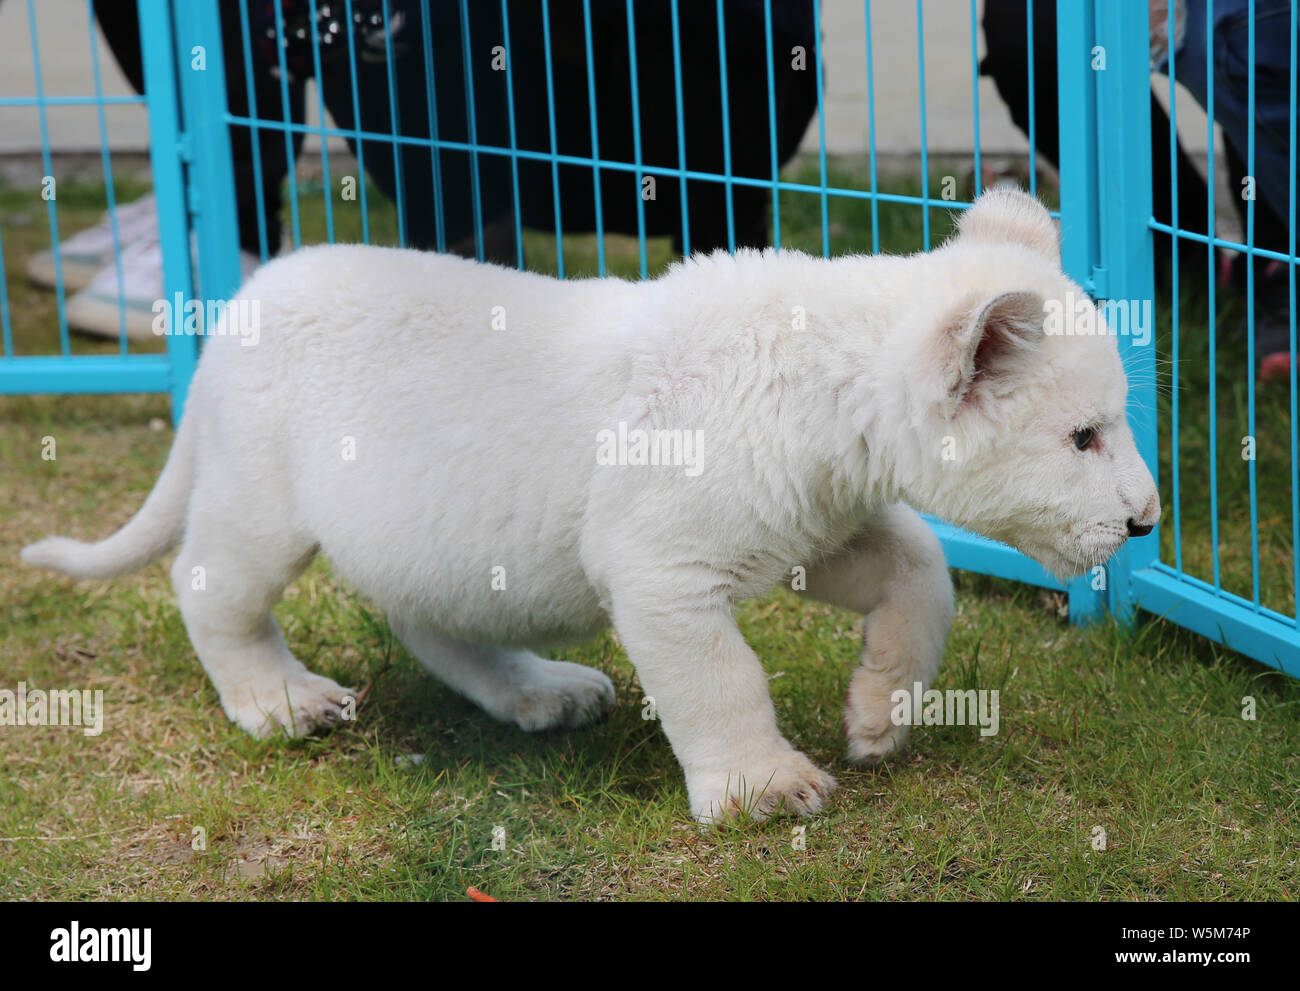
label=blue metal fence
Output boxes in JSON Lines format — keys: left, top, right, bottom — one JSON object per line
{"left": 0, "top": 0, "right": 197, "bottom": 409}
{"left": 1, "top": 0, "right": 1297, "bottom": 674}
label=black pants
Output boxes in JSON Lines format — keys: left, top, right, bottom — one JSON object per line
{"left": 95, "top": 0, "right": 819, "bottom": 262}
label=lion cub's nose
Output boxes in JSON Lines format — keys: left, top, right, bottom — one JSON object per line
{"left": 1126, "top": 518, "right": 1153, "bottom": 538}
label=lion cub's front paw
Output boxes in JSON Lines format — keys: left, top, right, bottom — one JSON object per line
{"left": 687, "top": 748, "right": 836, "bottom": 823}
{"left": 845, "top": 698, "right": 911, "bottom": 765}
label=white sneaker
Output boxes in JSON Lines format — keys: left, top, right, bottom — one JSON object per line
{"left": 66, "top": 235, "right": 263, "bottom": 342}
{"left": 27, "top": 193, "right": 159, "bottom": 293}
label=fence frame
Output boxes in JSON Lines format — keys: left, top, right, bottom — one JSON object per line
{"left": 0, "top": 0, "right": 198, "bottom": 416}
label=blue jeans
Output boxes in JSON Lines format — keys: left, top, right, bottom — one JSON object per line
{"left": 1165, "top": 0, "right": 1298, "bottom": 235}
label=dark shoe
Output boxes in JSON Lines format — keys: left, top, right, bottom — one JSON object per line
{"left": 1247, "top": 282, "right": 1295, "bottom": 384}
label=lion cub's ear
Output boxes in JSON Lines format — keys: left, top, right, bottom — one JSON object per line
{"left": 956, "top": 188, "right": 1059, "bottom": 263}
{"left": 935, "top": 290, "right": 1045, "bottom": 418}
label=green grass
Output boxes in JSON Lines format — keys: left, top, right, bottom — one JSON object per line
{"left": 0, "top": 160, "right": 1297, "bottom": 901}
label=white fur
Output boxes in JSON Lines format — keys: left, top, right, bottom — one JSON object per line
{"left": 22, "top": 190, "right": 1158, "bottom": 822}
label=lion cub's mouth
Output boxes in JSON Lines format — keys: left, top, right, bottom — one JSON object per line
{"left": 1010, "top": 525, "right": 1129, "bottom": 581}
{"left": 1054, "top": 525, "right": 1129, "bottom": 578}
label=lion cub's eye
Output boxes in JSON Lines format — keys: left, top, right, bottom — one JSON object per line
{"left": 1072, "top": 427, "right": 1096, "bottom": 451}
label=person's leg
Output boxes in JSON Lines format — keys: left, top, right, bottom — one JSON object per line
{"left": 94, "top": 0, "right": 298, "bottom": 261}
{"left": 24, "top": 1, "right": 154, "bottom": 295}
{"left": 980, "top": 0, "right": 1059, "bottom": 173}
{"left": 980, "top": 0, "right": 1209, "bottom": 275}
{"left": 91, "top": 0, "right": 145, "bottom": 93}
{"left": 229, "top": 0, "right": 306, "bottom": 260}
{"left": 657, "top": 1, "right": 817, "bottom": 255}
{"left": 1180, "top": 0, "right": 1300, "bottom": 377}
{"left": 719, "top": 2, "right": 819, "bottom": 252}
{"left": 318, "top": 0, "right": 516, "bottom": 261}
{"left": 1181, "top": 0, "right": 1294, "bottom": 245}
{"left": 506, "top": 1, "right": 816, "bottom": 259}
{"left": 1223, "top": 138, "right": 1291, "bottom": 292}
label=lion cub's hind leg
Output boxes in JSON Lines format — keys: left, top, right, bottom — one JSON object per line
{"left": 172, "top": 495, "right": 354, "bottom": 739}
{"left": 388, "top": 614, "right": 615, "bottom": 731}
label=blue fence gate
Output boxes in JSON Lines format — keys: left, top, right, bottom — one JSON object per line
{"left": 0, "top": 0, "right": 208, "bottom": 411}
{"left": 1, "top": 0, "right": 1296, "bottom": 674}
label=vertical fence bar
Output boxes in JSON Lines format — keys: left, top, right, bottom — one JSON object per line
{"left": 865, "top": 0, "right": 879, "bottom": 253}
{"left": 626, "top": 0, "right": 648, "bottom": 278}
{"left": 812, "top": 0, "right": 829, "bottom": 256}
{"left": 457, "top": 0, "right": 484, "bottom": 260}
{"left": 86, "top": 0, "right": 130, "bottom": 353}
{"left": 969, "top": 0, "right": 982, "bottom": 199}
{"left": 672, "top": 0, "right": 692, "bottom": 257}
{"left": 542, "top": 0, "right": 568, "bottom": 275}
{"left": 306, "top": 0, "right": 336, "bottom": 244}
{"left": 382, "top": 0, "right": 409, "bottom": 248}
{"left": 236, "top": 0, "right": 272, "bottom": 260}
{"left": 1167, "top": 0, "right": 1183, "bottom": 574}
{"left": 419, "top": 0, "right": 446, "bottom": 253}
{"left": 500, "top": 0, "right": 524, "bottom": 270}
{"left": 1290, "top": 0, "right": 1300, "bottom": 622}
{"left": 26, "top": 0, "right": 70, "bottom": 355}
{"left": 915, "top": 0, "right": 930, "bottom": 249}
{"left": 1205, "top": 0, "right": 1221, "bottom": 593}
{"left": 580, "top": 0, "right": 603, "bottom": 275}
{"left": 716, "top": 0, "right": 737, "bottom": 253}
{"left": 762, "top": 0, "right": 778, "bottom": 251}
{"left": 1247, "top": 0, "right": 1261, "bottom": 608}
{"left": 271, "top": 0, "right": 302, "bottom": 249}
{"left": 174, "top": 0, "right": 242, "bottom": 306}
{"left": 1026, "top": 0, "right": 1037, "bottom": 196}
{"left": 344, "top": 0, "right": 372, "bottom": 245}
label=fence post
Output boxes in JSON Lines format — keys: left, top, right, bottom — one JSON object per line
{"left": 136, "top": 0, "right": 197, "bottom": 424}
{"left": 1095, "top": 0, "right": 1160, "bottom": 620}
{"left": 171, "top": 0, "right": 243, "bottom": 317}
{"left": 1057, "top": 0, "right": 1158, "bottom": 623}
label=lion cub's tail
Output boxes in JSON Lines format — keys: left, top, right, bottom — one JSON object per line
{"left": 21, "top": 411, "right": 197, "bottom": 580}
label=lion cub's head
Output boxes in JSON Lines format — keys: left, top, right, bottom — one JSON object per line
{"left": 900, "top": 188, "right": 1159, "bottom": 579}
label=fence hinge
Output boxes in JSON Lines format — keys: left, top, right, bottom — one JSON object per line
{"left": 176, "top": 132, "right": 200, "bottom": 214}
{"left": 1089, "top": 265, "right": 1109, "bottom": 299}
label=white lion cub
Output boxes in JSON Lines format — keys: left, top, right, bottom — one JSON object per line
{"left": 24, "top": 189, "right": 1158, "bottom": 822}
